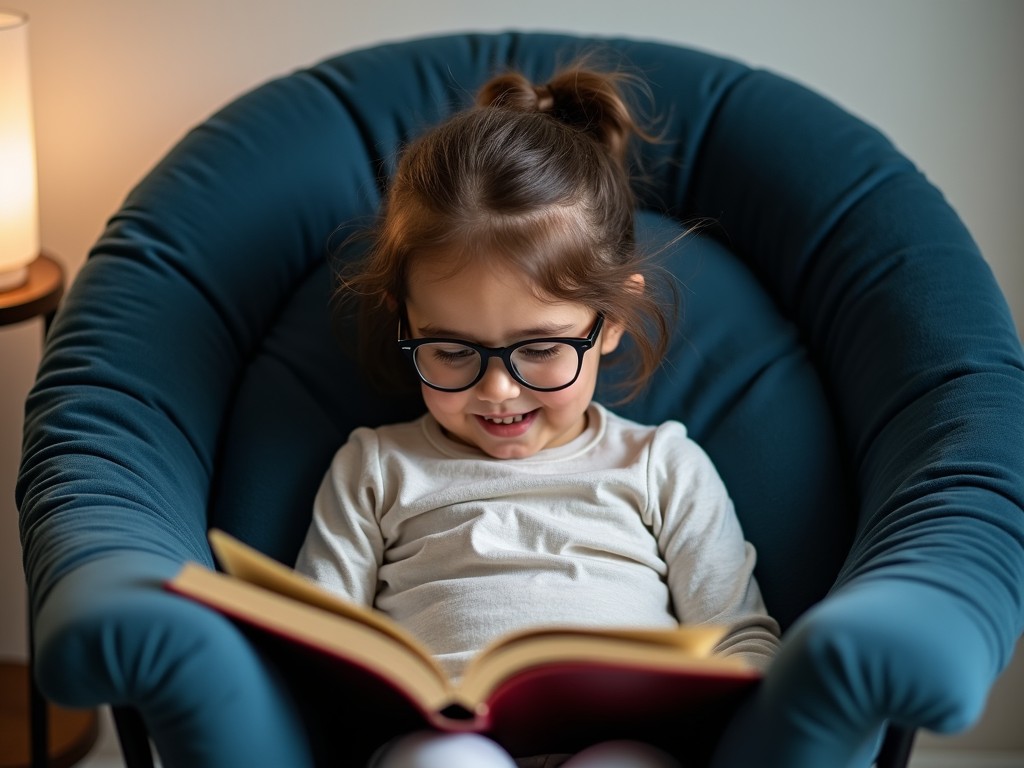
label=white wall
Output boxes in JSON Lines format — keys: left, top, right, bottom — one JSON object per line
{"left": 2, "top": 0, "right": 1021, "bottom": 756}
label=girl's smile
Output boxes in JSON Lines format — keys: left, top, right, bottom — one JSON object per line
{"left": 404, "top": 257, "right": 624, "bottom": 459}
{"left": 476, "top": 409, "right": 537, "bottom": 436}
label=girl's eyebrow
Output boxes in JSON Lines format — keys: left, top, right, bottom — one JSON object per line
{"left": 416, "top": 321, "right": 578, "bottom": 341}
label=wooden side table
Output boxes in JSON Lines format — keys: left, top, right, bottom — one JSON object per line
{"left": 0, "top": 662, "right": 99, "bottom": 768}
{"left": 0, "top": 253, "right": 64, "bottom": 332}
{"left": 0, "top": 254, "right": 100, "bottom": 768}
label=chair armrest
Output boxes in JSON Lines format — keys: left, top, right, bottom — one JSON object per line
{"left": 33, "top": 552, "right": 313, "bottom": 768}
{"left": 712, "top": 579, "right": 1005, "bottom": 768}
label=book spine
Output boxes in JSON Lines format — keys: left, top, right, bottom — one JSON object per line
{"left": 426, "top": 703, "right": 489, "bottom": 733}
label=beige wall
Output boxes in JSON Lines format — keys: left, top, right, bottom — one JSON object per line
{"left": 2, "top": 0, "right": 1021, "bottom": 755}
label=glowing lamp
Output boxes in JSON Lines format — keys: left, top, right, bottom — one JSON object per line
{"left": 0, "top": 10, "right": 39, "bottom": 291}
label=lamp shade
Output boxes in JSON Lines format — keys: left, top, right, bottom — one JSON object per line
{"left": 0, "top": 9, "right": 39, "bottom": 291}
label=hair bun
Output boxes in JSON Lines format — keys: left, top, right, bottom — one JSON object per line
{"left": 477, "top": 66, "right": 642, "bottom": 161}
{"left": 477, "top": 72, "right": 548, "bottom": 112}
{"left": 545, "top": 68, "right": 638, "bottom": 161}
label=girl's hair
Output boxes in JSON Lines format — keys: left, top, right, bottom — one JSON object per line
{"left": 339, "top": 62, "right": 674, "bottom": 401}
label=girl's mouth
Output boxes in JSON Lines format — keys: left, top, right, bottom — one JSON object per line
{"left": 483, "top": 414, "right": 525, "bottom": 424}
{"left": 476, "top": 410, "right": 537, "bottom": 436}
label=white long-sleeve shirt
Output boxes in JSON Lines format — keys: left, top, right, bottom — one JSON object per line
{"left": 296, "top": 403, "right": 779, "bottom": 678}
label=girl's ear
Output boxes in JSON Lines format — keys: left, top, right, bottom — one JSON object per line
{"left": 626, "top": 273, "right": 645, "bottom": 296}
{"left": 385, "top": 293, "right": 399, "bottom": 312}
{"left": 600, "top": 273, "right": 645, "bottom": 354}
{"left": 600, "top": 320, "right": 626, "bottom": 354}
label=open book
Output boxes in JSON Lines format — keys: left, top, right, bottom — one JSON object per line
{"left": 166, "top": 530, "right": 761, "bottom": 755}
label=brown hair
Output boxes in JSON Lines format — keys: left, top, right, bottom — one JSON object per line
{"left": 339, "top": 63, "right": 674, "bottom": 401}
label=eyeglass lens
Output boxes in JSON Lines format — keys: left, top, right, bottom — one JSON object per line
{"left": 413, "top": 341, "right": 581, "bottom": 390}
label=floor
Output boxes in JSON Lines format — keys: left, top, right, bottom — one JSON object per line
{"left": 74, "top": 709, "right": 1024, "bottom": 768}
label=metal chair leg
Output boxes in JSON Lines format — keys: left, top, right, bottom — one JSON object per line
{"left": 877, "top": 724, "right": 917, "bottom": 768}
{"left": 28, "top": 610, "right": 48, "bottom": 768}
{"left": 111, "top": 706, "right": 155, "bottom": 768}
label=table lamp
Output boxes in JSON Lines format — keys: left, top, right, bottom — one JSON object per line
{"left": 0, "top": 11, "right": 93, "bottom": 767}
{"left": 0, "top": 9, "right": 39, "bottom": 292}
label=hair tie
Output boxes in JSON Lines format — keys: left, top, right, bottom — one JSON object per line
{"left": 534, "top": 84, "right": 555, "bottom": 112}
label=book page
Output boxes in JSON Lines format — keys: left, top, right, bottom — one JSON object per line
{"left": 208, "top": 529, "right": 440, "bottom": 673}
{"left": 478, "top": 624, "right": 728, "bottom": 658}
{"left": 170, "top": 563, "right": 456, "bottom": 713}
{"left": 456, "top": 625, "right": 754, "bottom": 708}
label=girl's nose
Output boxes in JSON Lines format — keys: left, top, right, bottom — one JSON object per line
{"left": 475, "top": 356, "right": 521, "bottom": 402}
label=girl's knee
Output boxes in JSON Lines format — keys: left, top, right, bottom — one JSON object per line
{"left": 370, "top": 731, "right": 518, "bottom": 768}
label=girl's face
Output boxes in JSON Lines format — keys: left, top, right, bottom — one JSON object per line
{"left": 404, "top": 256, "right": 625, "bottom": 459}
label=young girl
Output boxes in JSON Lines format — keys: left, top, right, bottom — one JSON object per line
{"left": 296, "top": 64, "right": 780, "bottom": 768}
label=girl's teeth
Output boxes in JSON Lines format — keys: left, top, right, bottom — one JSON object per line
{"left": 486, "top": 415, "right": 524, "bottom": 424}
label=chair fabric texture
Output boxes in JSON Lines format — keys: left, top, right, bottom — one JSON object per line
{"left": 18, "top": 31, "right": 1024, "bottom": 768}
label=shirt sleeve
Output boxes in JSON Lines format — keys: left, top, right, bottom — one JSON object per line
{"left": 293, "top": 427, "right": 384, "bottom": 607}
{"left": 648, "top": 422, "right": 781, "bottom": 671}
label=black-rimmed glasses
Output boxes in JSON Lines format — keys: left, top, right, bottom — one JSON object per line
{"left": 398, "top": 314, "right": 605, "bottom": 392}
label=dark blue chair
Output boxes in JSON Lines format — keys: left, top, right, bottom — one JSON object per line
{"left": 19, "top": 32, "right": 1024, "bottom": 768}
